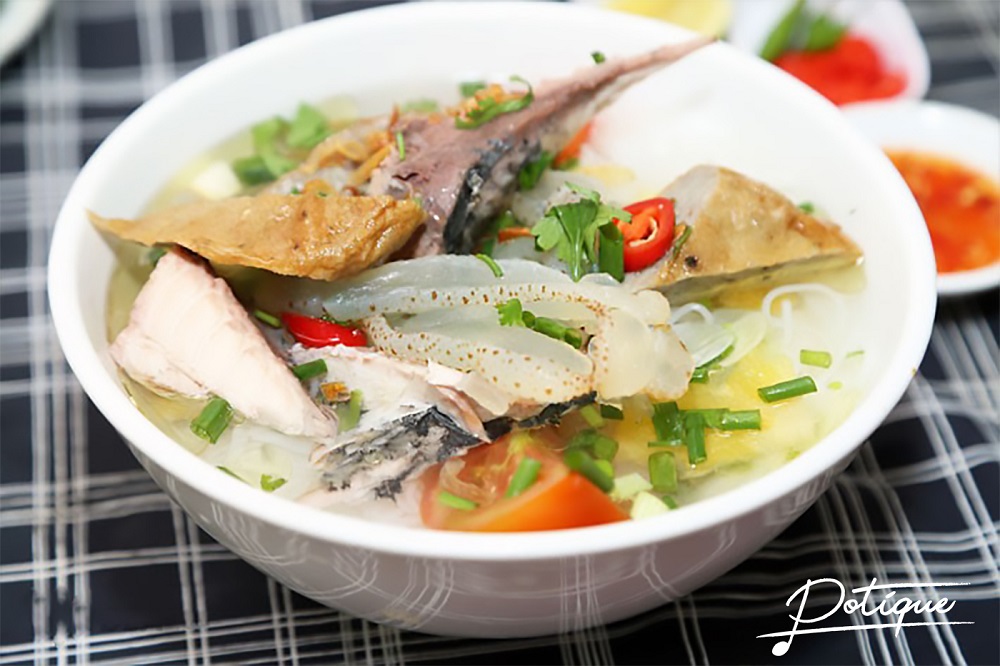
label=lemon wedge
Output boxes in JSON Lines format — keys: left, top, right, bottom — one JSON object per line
{"left": 604, "top": 0, "right": 733, "bottom": 37}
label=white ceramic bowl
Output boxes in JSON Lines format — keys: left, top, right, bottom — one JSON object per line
{"left": 48, "top": 2, "right": 936, "bottom": 637}
{"left": 843, "top": 99, "right": 1000, "bottom": 297}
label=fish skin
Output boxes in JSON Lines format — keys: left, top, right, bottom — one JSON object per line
{"left": 316, "top": 407, "right": 482, "bottom": 500}
{"left": 483, "top": 392, "right": 597, "bottom": 441}
{"left": 369, "top": 38, "right": 714, "bottom": 257}
{"left": 110, "top": 250, "right": 338, "bottom": 439}
{"left": 624, "top": 165, "right": 863, "bottom": 302}
{"left": 90, "top": 181, "right": 425, "bottom": 281}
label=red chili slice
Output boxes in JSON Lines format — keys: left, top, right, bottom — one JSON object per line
{"left": 281, "top": 312, "right": 367, "bottom": 348}
{"left": 614, "top": 197, "right": 676, "bottom": 273}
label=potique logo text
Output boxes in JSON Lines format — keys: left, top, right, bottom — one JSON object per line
{"left": 757, "top": 578, "right": 972, "bottom": 656}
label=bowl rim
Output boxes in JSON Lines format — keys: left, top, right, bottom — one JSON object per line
{"left": 842, "top": 98, "right": 1000, "bottom": 298}
{"left": 47, "top": 0, "right": 937, "bottom": 561}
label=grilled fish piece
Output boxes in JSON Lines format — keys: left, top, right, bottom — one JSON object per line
{"left": 110, "top": 249, "right": 338, "bottom": 439}
{"left": 90, "top": 180, "right": 425, "bottom": 281}
{"left": 316, "top": 407, "right": 481, "bottom": 500}
{"left": 369, "top": 38, "right": 713, "bottom": 257}
{"left": 624, "top": 165, "right": 863, "bottom": 302}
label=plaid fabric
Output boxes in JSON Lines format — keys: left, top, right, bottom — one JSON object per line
{"left": 1, "top": 0, "right": 997, "bottom": 663}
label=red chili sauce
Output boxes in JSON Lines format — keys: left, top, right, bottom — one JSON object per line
{"left": 774, "top": 35, "right": 906, "bottom": 106}
{"left": 886, "top": 150, "right": 1000, "bottom": 274}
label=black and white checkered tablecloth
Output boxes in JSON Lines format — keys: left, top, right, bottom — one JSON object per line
{"left": 1, "top": 1, "right": 997, "bottom": 664}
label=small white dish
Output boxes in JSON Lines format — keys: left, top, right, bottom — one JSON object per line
{"left": 0, "top": 0, "right": 53, "bottom": 66}
{"left": 843, "top": 99, "right": 1000, "bottom": 297}
{"left": 727, "top": 0, "right": 930, "bottom": 101}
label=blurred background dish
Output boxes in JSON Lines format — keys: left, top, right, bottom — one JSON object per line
{"left": 844, "top": 99, "right": 1000, "bottom": 297}
{"left": 580, "top": 0, "right": 931, "bottom": 105}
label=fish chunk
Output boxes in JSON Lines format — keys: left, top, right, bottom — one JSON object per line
{"left": 111, "top": 250, "right": 337, "bottom": 439}
{"left": 90, "top": 181, "right": 425, "bottom": 281}
{"left": 625, "top": 166, "right": 863, "bottom": 302}
{"left": 369, "top": 38, "right": 713, "bottom": 256}
{"left": 291, "top": 345, "right": 489, "bottom": 502}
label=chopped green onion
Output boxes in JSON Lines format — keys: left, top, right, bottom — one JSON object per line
{"left": 286, "top": 103, "right": 332, "bottom": 149}
{"left": 292, "top": 359, "right": 327, "bottom": 381}
{"left": 661, "top": 495, "right": 679, "bottom": 510}
{"left": 459, "top": 80, "right": 487, "bottom": 98}
{"left": 798, "top": 201, "right": 816, "bottom": 214}
{"left": 846, "top": 349, "right": 865, "bottom": 358}
{"left": 651, "top": 401, "right": 684, "bottom": 444}
{"left": 395, "top": 130, "right": 406, "bottom": 161}
{"left": 579, "top": 404, "right": 604, "bottom": 428}
{"left": 517, "top": 151, "right": 553, "bottom": 190}
{"left": 563, "top": 449, "right": 614, "bottom": 493}
{"left": 260, "top": 474, "right": 287, "bottom": 492}
{"left": 683, "top": 412, "right": 707, "bottom": 465}
{"left": 719, "top": 409, "right": 762, "bottom": 431}
{"left": 554, "top": 157, "right": 579, "bottom": 171}
{"left": 232, "top": 155, "right": 274, "bottom": 186}
{"left": 758, "top": 376, "right": 818, "bottom": 403}
{"left": 648, "top": 451, "right": 678, "bottom": 493}
{"left": 591, "top": 51, "right": 606, "bottom": 64}
{"left": 253, "top": 309, "right": 281, "bottom": 328}
{"left": 828, "top": 381, "right": 843, "bottom": 390}
{"left": 599, "top": 404, "right": 624, "bottom": 420}
{"left": 689, "top": 367, "right": 710, "bottom": 384}
{"left": 684, "top": 408, "right": 727, "bottom": 430}
{"left": 505, "top": 457, "right": 542, "bottom": 498}
{"left": 598, "top": 222, "right": 625, "bottom": 282}
{"left": 475, "top": 253, "right": 503, "bottom": 278}
{"left": 594, "top": 459, "right": 614, "bottom": 478}
{"left": 438, "top": 491, "right": 478, "bottom": 511}
{"left": 455, "top": 76, "right": 533, "bottom": 129}
{"left": 648, "top": 439, "right": 683, "bottom": 448}
{"left": 567, "top": 429, "right": 619, "bottom": 461}
{"left": 562, "top": 327, "right": 584, "bottom": 350}
{"left": 760, "top": 0, "right": 806, "bottom": 61}
{"left": 147, "top": 245, "right": 168, "bottom": 266}
{"left": 217, "top": 466, "right": 245, "bottom": 482}
{"left": 335, "top": 389, "right": 363, "bottom": 431}
{"left": 191, "top": 397, "right": 233, "bottom": 444}
{"left": 803, "top": 13, "right": 847, "bottom": 51}
{"left": 401, "top": 98, "right": 440, "bottom": 113}
{"left": 800, "top": 349, "right": 833, "bottom": 368}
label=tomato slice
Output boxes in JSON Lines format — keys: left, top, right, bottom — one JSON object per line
{"left": 420, "top": 432, "right": 628, "bottom": 532}
{"left": 614, "top": 197, "right": 676, "bottom": 273}
{"left": 281, "top": 312, "right": 367, "bottom": 348}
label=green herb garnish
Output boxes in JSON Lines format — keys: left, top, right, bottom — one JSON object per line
{"left": 292, "top": 359, "right": 327, "bottom": 381}
{"left": 260, "top": 474, "right": 287, "bottom": 492}
{"left": 459, "top": 81, "right": 487, "bottom": 98}
{"left": 800, "top": 349, "right": 833, "bottom": 368}
{"left": 591, "top": 51, "right": 606, "bottom": 64}
{"left": 505, "top": 458, "right": 542, "bottom": 498}
{"left": 531, "top": 187, "right": 629, "bottom": 281}
{"left": 455, "top": 76, "right": 533, "bottom": 129}
{"left": 395, "top": 130, "right": 406, "bottom": 161}
{"left": 253, "top": 309, "right": 281, "bottom": 328}
{"left": 286, "top": 103, "right": 332, "bottom": 149}
{"left": 335, "top": 389, "right": 364, "bottom": 431}
{"left": 518, "top": 151, "right": 554, "bottom": 191}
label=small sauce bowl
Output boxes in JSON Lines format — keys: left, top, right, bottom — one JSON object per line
{"left": 844, "top": 99, "right": 1000, "bottom": 297}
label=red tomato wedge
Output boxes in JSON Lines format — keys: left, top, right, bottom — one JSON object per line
{"left": 420, "top": 432, "right": 628, "bottom": 532}
{"left": 614, "top": 197, "right": 676, "bottom": 273}
{"left": 281, "top": 312, "right": 367, "bottom": 348}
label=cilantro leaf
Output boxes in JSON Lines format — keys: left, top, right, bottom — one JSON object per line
{"left": 496, "top": 298, "right": 526, "bottom": 327}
